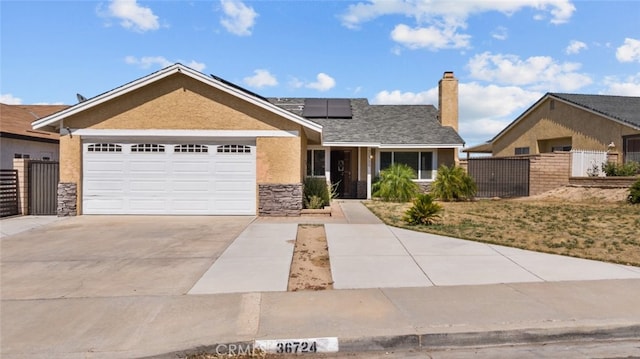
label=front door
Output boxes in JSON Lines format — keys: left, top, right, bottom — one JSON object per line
{"left": 331, "top": 150, "right": 352, "bottom": 198}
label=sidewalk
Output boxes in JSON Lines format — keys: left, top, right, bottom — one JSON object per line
{"left": 0, "top": 215, "right": 66, "bottom": 238}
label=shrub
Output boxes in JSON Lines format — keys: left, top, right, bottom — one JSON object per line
{"left": 373, "top": 163, "right": 419, "bottom": 202}
{"left": 303, "top": 177, "right": 331, "bottom": 208}
{"left": 403, "top": 193, "right": 443, "bottom": 226}
{"left": 430, "top": 165, "right": 477, "bottom": 201}
{"left": 628, "top": 179, "right": 640, "bottom": 205}
{"left": 602, "top": 161, "right": 640, "bottom": 176}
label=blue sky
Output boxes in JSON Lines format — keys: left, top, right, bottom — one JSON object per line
{"left": 1, "top": 0, "right": 639, "bottom": 147}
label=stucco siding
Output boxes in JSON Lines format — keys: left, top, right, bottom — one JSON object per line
{"left": 494, "top": 98, "right": 639, "bottom": 157}
{"left": 437, "top": 148, "right": 455, "bottom": 168}
{"left": 256, "top": 136, "right": 301, "bottom": 184}
{"left": 62, "top": 75, "right": 299, "bottom": 132}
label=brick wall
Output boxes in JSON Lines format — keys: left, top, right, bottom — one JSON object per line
{"left": 569, "top": 177, "right": 638, "bottom": 188}
{"left": 12, "top": 158, "right": 29, "bottom": 215}
{"left": 528, "top": 152, "right": 571, "bottom": 196}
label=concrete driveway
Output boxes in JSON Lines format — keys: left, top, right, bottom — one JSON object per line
{"left": 1, "top": 216, "right": 255, "bottom": 299}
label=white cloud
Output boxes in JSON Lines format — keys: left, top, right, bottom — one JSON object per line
{"left": 565, "top": 40, "right": 587, "bottom": 55}
{"left": 467, "top": 52, "right": 592, "bottom": 91}
{"left": 306, "top": 73, "right": 336, "bottom": 92}
{"left": 125, "top": 56, "right": 206, "bottom": 72}
{"left": 602, "top": 73, "right": 640, "bottom": 96}
{"left": 340, "top": 0, "right": 575, "bottom": 50}
{"left": 219, "top": 0, "right": 258, "bottom": 36}
{"left": 616, "top": 38, "right": 640, "bottom": 63}
{"left": 391, "top": 23, "right": 471, "bottom": 50}
{"left": 107, "top": 0, "right": 159, "bottom": 32}
{"left": 0, "top": 93, "right": 22, "bottom": 104}
{"left": 243, "top": 69, "right": 278, "bottom": 88}
{"left": 491, "top": 26, "right": 508, "bottom": 41}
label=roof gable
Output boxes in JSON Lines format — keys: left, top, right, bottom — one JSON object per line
{"left": 32, "top": 63, "right": 322, "bottom": 134}
{"left": 550, "top": 93, "right": 640, "bottom": 128}
{"left": 489, "top": 92, "right": 640, "bottom": 144}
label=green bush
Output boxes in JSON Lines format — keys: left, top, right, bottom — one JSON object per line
{"left": 373, "top": 163, "right": 419, "bottom": 202}
{"left": 430, "top": 165, "right": 477, "bottom": 201}
{"left": 628, "top": 179, "right": 640, "bottom": 205}
{"left": 303, "top": 177, "right": 331, "bottom": 208}
{"left": 602, "top": 161, "right": 640, "bottom": 176}
{"left": 403, "top": 193, "right": 443, "bottom": 226}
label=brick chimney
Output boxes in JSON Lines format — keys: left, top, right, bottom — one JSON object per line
{"left": 438, "top": 71, "right": 458, "bottom": 132}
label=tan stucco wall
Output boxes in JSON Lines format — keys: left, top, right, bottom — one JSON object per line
{"left": 60, "top": 73, "right": 308, "bottom": 214}
{"left": 493, "top": 98, "right": 639, "bottom": 157}
{"left": 437, "top": 148, "right": 456, "bottom": 168}
{"left": 256, "top": 137, "right": 301, "bottom": 184}
{"left": 63, "top": 75, "right": 300, "bottom": 132}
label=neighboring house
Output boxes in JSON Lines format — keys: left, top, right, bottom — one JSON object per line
{"left": 32, "top": 64, "right": 463, "bottom": 216}
{"left": 0, "top": 103, "right": 67, "bottom": 169}
{"left": 464, "top": 93, "right": 640, "bottom": 163}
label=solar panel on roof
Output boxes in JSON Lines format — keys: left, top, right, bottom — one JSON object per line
{"left": 327, "top": 99, "right": 352, "bottom": 118}
{"left": 302, "top": 98, "right": 352, "bottom": 118}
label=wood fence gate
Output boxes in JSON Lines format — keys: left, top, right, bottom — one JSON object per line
{"left": 29, "top": 161, "right": 59, "bottom": 215}
{"left": 468, "top": 158, "right": 530, "bottom": 198}
{"left": 1, "top": 169, "right": 19, "bottom": 217}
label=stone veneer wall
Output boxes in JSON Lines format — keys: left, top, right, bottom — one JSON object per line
{"left": 258, "top": 183, "right": 302, "bottom": 216}
{"left": 57, "top": 182, "right": 77, "bottom": 216}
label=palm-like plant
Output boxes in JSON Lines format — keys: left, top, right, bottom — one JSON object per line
{"left": 431, "top": 164, "right": 477, "bottom": 201}
{"left": 373, "top": 163, "right": 419, "bottom": 202}
{"left": 403, "top": 193, "right": 443, "bottom": 225}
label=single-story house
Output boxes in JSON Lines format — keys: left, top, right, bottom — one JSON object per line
{"left": 464, "top": 93, "right": 640, "bottom": 163}
{"left": 0, "top": 103, "right": 67, "bottom": 169}
{"left": 32, "top": 64, "right": 463, "bottom": 216}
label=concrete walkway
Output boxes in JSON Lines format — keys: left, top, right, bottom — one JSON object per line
{"left": 190, "top": 200, "right": 640, "bottom": 294}
{"left": 3, "top": 204, "right": 640, "bottom": 358}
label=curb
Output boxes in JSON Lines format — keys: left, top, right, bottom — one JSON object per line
{"left": 146, "top": 324, "right": 640, "bottom": 358}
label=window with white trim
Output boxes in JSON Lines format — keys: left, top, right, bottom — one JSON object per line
{"left": 87, "top": 144, "right": 122, "bottom": 152}
{"left": 216, "top": 145, "right": 251, "bottom": 153}
{"left": 174, "top": 144, "right": 208, "bottom": 153}
{"left": 306, "top": 149, "right": 325, "bottom": 177}
{"left": 380, "top": 151, "right": 434, "bottom": 180}
{"left": 131, "top": 144, "right": 165, "bottom": 153}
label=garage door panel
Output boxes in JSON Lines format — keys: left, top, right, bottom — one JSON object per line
{"left": 172, "top": 180, "right": 212, "bottom": 192}
{"left": 130, "top": 179, "right": 168, "bottom": 192}
{"left": 84, "top": 180, "right": 126, "bottom": 193}
{"left": 83, "top": 142, "right": 256, "bottom": 215}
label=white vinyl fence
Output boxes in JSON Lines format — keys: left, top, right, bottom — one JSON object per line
{"left": 571, "top": 149, "right": 607, "bottom": 177}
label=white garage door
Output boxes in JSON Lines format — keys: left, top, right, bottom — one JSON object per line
{"left": 83, "top": 142, "right": 256, "bottom": 215}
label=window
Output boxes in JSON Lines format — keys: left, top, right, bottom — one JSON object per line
{"left": 550, "top": 99, "right": 555, "bottom": 110}
{"left": 42, "top": 157, "right": 51, "bottom": 161}
{"left": 515, "top": 147, "right": 530, "bottom": 155}
{"left": 306, "top": 149, "right": 325, "bottom": 177}
{"left": 625, "top": 136, "right": 640, "bottom": 163}
{"left": 131, "top": 144, "right": 165, "bottom": 153}
{"left": 13, "top": 153, "right": 30, "bottom": 159}
{"left": 551, "top": 145, "right": 572, "bottom": 152}
{"left": 87, "top": 143, "right": 122, "bottom": 152}
{"left": 216, "top": 145, "right": 251, "bottom": 153}
{"left": 174, "top": 144, "right": 208, "bottom": 153}
{"left": 379, "top": 151, "right": 434, "bottom": 180}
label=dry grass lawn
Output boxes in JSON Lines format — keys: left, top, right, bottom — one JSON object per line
{"left": 364, "top": 187, "right": 640, "bottom": 267}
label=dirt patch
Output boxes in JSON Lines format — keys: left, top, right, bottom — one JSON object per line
{"left": 518, "top": 186, "right": 630, "bottom": 203}
{"left": 287, "top": 224, "right": 334, "bottom": 291}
